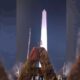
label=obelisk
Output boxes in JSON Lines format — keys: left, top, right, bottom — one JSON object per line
{"left": 40, "top": 9, "right": 47, "bottom": 50}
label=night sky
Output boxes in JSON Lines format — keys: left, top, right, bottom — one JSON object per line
{"left": 0, "top": 0, "right": 66, "bottom": 71}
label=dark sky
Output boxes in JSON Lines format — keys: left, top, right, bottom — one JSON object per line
{"left": 0, "top": 0, "right": 66, "bottom": 71}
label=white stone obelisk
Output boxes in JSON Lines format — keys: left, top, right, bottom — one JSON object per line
{"left": 40, "top": 9, "right": 47, "bottom": 50}
{"left": 37, "top": 9, "right": 47, "bottom": 68}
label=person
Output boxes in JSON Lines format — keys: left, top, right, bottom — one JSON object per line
{"left": 67, "top": 56, "right": 80, "bottom": 80}
{"left": 0, "top": 61, "right": 9, "bottom": 80}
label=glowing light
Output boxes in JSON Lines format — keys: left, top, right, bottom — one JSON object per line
{"left": 27, "top": 28, "right": 31, "bottom": 59}
{"left": 12, "top": 63, "right": 23, "bottom": 77}
{"left": 63, "top": 62, "right": 72, "bottom": 76}
{"left": 40, "top": 9, "right": 47, "bottom": 50}
{"left": 35, "top": 61, "right": 42, "bottom": 68}
{"left": 39, "top": 62, "right": 42, "bottom": 68}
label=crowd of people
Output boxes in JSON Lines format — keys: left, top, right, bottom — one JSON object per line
{"left": 0, "top": 51, "right": 80, "bottom": 80}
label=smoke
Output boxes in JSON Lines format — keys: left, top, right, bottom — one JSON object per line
{"left": 12, "top": 62, "right": 23, "bottom": 78}
{"left": 63, "top": 62, "right": 72, "bottom": 76}
{"left": 2, "top": 62, "right": 23, "bottom": 80}
{"left": 7, "top": 73, "right": 14, "bottom": 80}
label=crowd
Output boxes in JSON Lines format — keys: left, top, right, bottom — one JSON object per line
{"left": 0, "top": 51, "right": 80, "bottom": 80}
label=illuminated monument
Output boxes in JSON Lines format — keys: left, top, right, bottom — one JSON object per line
{"left": 66, "top": 0, "right": 80, "bottom": 63}
{"left": 40, "top": 9, "right": 47, "bottom": 50}
{"left": 38, "top": 9, "right": 47, "bottom": 68}
{"left": 18, "top": 10, "right": 58, "bottom": 80}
